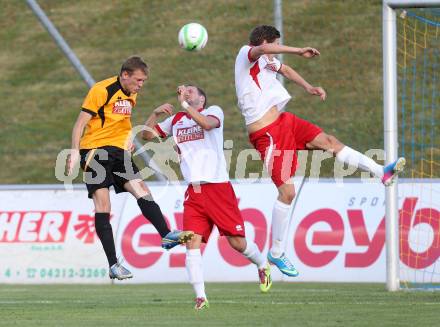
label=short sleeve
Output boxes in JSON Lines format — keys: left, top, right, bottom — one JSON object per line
{"left": 263, "top": 55, "right": 282, "bottom": 72}
{"left": 204, "top": 105, "right": 224, "bottom": 128}
{"left": 81, "top": 85, "right": 108, "bottom": 116}
{"left": 238, "top": 45, "right": 256, "bottom": 65}
{"left": 156, "top": 115, "right": 173, "bottom": 138}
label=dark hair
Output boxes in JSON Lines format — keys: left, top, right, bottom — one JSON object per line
{"left": 120, "top": 56, "right": 149, "bottom": 76}
{"left": 249, "top": 25, "right": 281, "bottom": 46}
{"left": 186, "top": 84, "right": 207, "bottom": 108}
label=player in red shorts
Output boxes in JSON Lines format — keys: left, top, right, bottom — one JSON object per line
{"left": 234, "top": 25, "right": 405, "bottom": 277}
{"left": 143, "top": 84, "right": 272, "bottom": 310}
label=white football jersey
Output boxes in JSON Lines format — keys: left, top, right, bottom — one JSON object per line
{"left": 234, "top": 45, "right": 291, "bottom": 125}
{"left": 156, "top": 105, "right": 229, "bottom": 184}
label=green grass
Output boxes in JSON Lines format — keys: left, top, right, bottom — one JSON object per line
{"left": 1, "top": 1, "right": 438, "bottom": 183}
{"left": 1, "top": 283, "right": 440, "bottom": 326}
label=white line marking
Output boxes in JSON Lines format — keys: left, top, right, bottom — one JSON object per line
{"left": 0, "top": 299, "right": 439, "bottom": 306}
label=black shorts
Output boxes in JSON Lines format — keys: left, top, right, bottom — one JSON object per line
{"left": 80, "top": 146, "right": 141, "bottom": 198}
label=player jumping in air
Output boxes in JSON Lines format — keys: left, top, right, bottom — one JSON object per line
{"left": 234, "top": 25, "right": 405, "bottom": 277}
{"left": 143, "top": 84, "right": 272, "bottom": 310}
{"left": 66, "top": 56, "right": 194, "bottom": 281}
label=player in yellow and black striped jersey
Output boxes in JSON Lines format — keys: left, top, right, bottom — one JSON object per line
{"left": 66, "top": 56, "right": 194, "bottom": 279}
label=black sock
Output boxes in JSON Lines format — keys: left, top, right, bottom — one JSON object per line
{"left": 137, "top": 197, "right": 171, "bottom": 238}
{"left": 95, "top": 213, "right": 117, "bottom": 267}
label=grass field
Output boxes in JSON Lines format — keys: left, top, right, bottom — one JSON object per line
{"left": 1, "top": 283, "right": 440, "bottom": 326}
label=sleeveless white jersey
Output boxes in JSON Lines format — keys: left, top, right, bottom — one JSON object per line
{"left": 156, "top": 105, "right": 229, "bottom": 184}
{"left": 234, "top": 45, "right": 291, "bottom": 125}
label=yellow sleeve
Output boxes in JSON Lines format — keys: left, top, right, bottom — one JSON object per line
{"left": 81, "top": 85, "right": 108, "bottom": 116}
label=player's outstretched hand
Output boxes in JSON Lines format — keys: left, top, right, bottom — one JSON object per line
{"left": 66, "top": 149, "right": 79, "bottom": 176}
{"left": 307, "top": 86, "right": 326, "bottom": 101}
{"left": 300, "top": 47, "right": 320, "bottom": 58}
{"left": 153, "top": 103, "right": 174, "bottom": 116}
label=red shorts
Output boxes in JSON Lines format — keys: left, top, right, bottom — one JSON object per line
{"left": 183, "top": 182, "right": 245, "bottom": 243}
{"left": 249, "top": 112, "right": 322, "bottom": 187}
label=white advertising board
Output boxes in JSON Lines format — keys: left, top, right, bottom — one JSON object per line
{"left": 1, "top": 180, "right": 439, "bottom": 284}
{"left": 0, "top": 190, "right": 127, "bottom": 284}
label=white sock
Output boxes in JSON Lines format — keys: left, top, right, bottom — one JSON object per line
{"left": 336, "top": 146, "right": 383, "bottom": 178}
{"left": 243, "top": 241, "right": 266, "bottom": 269}
{"left": 185, "top": 249, "right": 206, "bottom": 299}
{"left": 270, "top": 200, "right": 291, "bottom": 258}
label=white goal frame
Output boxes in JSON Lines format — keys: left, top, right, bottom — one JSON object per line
{"left": 383, "top": 0, "right": 440, "bottom": 291}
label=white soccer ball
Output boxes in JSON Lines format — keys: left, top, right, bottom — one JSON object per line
{"left": 178, "top": 23, "right": 208, "bottom": 51}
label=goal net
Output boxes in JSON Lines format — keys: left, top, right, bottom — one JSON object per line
{"left": 397, "top": 7, "right": 440, "bottom": 289}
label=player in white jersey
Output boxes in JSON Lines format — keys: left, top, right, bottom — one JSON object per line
{"left": 142, "top": 85, "right": 272, "bottom": 310}
{"left": 234, "top": 25, "right": 406, "bottom": 277}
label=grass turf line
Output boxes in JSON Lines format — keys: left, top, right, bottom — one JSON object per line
{"left": 1, "top": 283, "right": 440, "bottom": 326}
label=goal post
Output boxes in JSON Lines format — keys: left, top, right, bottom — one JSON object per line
{"left": 383, "top": 0, "right": 440, "bottom": 291}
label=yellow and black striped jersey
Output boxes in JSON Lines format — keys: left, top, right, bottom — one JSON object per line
{"left": 80, "top": 76, "right": 137, "bottom": 150}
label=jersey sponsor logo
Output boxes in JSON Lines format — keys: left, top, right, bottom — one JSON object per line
{"left": 235, "top": 224, "right": 243, "bottom": 232}
{"left": 175, "top": 125, "right": 204, "bottom": 143}
{"left": 112, "top": 99, "right": 133, "bottom": 115}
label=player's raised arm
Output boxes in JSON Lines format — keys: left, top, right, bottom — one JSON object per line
{"left": 246, "top": 25, "right": 320, "bottom": 62}
{"left": 178, "top": 85, "right": 219, "bottom": 130}
{"left": 142, "top": 103, "right": 174, "bottom": 140}
{"left": 279, "top": 64, "right": 326, "bottom": 101}
{"left": 183, "top": 104, "right": 219, "bottom": 130}
{"left": 249, "top": 43, "right": 320, "bottom": 61}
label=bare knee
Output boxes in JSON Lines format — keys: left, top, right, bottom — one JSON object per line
{"left": 278, "top": 185, "right": 296, "bottom": 204}
{"left": 125, "top": 179, "right": 150, "bottom": 200}
{"left": 308, "top": 132, "right": 344, "bottom": 153}
{"left": 227, "top": 236, "right": 247, "bottom": 253}
{"left": 94, "top": 201, "right": 110, "bottom": 213}
{"left": 137, "top": 181, "right": 150, "bottom": 196}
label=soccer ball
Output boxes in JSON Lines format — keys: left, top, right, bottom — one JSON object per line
{"left": 178, "top": 23, "right": 208, "bottom": 51}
